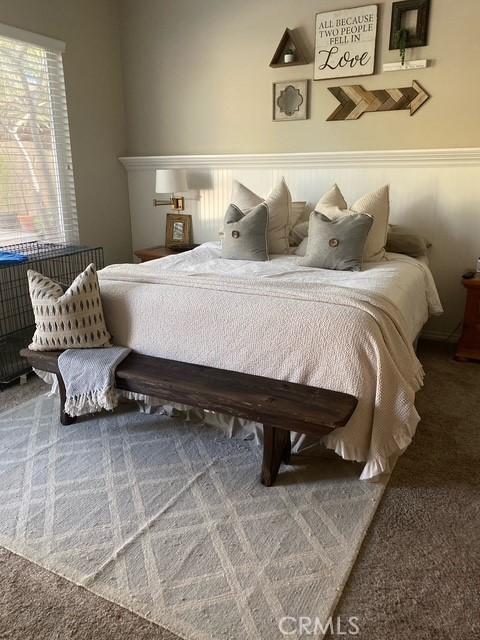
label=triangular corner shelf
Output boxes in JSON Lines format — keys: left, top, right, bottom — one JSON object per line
{"left": 270, "top": 28, "right": 309, "bottom": 68}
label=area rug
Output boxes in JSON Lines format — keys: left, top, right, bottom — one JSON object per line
{"left": 0, "top": 394, "right": 387, "bottom": 640}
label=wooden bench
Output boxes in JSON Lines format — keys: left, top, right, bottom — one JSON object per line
{"left": 20, "top": 349, "right": 357, "bottom": 486}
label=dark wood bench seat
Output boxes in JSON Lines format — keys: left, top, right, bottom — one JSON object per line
{"left": 20, "top": 348, "right": 357, "bottom": 486}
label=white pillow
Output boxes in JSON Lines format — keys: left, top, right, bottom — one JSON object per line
{"left": 315, "top": 184, "right": 390, "bottom": 262}
{"left": 316, "top": 184, "right": 347, "bottom": 211}
{"left": 231, "top": 178, "right": 291, "bottom": 254}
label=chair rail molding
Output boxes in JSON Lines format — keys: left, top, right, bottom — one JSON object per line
{"left": 120, "top": 147, "right": 480, "bottom": 170}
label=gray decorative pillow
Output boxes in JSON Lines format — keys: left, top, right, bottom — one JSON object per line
{"left": 231, "top": 179, "right": 290, "bottom": 254}
{"left": 386, "top": 232, "right": 429, "bottom": 257}
{"left": 295, "top": 236, "right": 308, "bottom": 257}
{"left": 222, "top": 203, "right": 269, "bottom": 261}
{"left": 299, "top": 212, "right": 373, "bottom": 271}
{"left": 386, "top": 225, "right": 431, "bottom": 257}
{"left": 289, "top": 220, "right": 309, "bottom": 247}
{"left": 28, "top": 263, "right": 112, "bottom": 351}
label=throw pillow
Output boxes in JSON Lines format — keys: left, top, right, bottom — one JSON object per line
{"left": 315, "top": 184, "right": 390, "bottom": 262}
{"left": 222, "top": 203, "right": 269, "bottom": 261}
{"left": 386, "top": 230, "right": 429, "bottom": 257}
{"left": 290, "top": 201, "right": 308, "bottom": 227}
{"left": 316, "top": 183, "right": 347, "bottom": 211}
{"left": 299, "top": 211, "right": 373, "bottom": 271}
{"left": 290, "top": 220, "right": 309, "bottom": 246}
{"left": 295, "top": 236, "right": 308, "bottom": 257}
{"left": 28, "top": 263, "right": 112, "bottom": 351}
{"left": 231, "top": 178, "right": 291, "bottom": 254}
{"left": 388, "top": 223, "right": 431, "bottom": 245}
{"left": 289, "top": 201, "right": 310, "bottom": 245}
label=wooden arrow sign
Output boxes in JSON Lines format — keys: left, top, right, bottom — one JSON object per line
{"left": 327, "top": 81, "right": 430, "bottom": 121}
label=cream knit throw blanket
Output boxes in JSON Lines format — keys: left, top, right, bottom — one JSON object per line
{"left": 58, "top": 347, "right": 130, "bottom": 417}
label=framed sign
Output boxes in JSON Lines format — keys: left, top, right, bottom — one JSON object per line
{"left": 314, "top": 5, "right": 378, "bottom": 81}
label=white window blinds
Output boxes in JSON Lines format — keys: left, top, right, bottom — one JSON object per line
{"left": 0, "top": 25, "right": 78, "bottom": 248}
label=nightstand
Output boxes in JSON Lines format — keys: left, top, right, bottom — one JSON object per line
{"left": 134, "top": 245, "right": 198, "bottom": 263}
{"left": 455, "top": 274, "right": 480, "bottom": 362}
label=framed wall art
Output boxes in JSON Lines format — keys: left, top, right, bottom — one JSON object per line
{"left": 166, "top": 213, "right": 193, "bottom": 248}
{"left": 314, "top": 5, "right": 378, "bottom": 80}
{"left": 389, "top": 0, "right": 430, "bottom": 50}
{"left": 273, "top": 80, "right": 308, "bottom": 122}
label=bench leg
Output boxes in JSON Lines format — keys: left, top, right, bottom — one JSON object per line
{"left": 261, "top": 424, "right": 291, "bottom": 487}
{"left": 57, "top": 374, "right": 76, "bottom": 426}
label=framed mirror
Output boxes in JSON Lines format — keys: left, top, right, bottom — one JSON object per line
{"left": 273, "top": 80, "right": 308, "bottom": 122}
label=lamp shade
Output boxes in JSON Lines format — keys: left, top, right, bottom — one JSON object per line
{"left": 155, "top": 169, "right": 188, "bottom": 194}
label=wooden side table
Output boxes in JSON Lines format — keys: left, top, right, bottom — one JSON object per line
{"left": 455, "top": 274, "right": 480, "bottom": 362}
{"left": 134, "top": 245, "right": 198, "bottom": 263}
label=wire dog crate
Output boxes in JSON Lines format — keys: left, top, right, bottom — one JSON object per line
{"left": 0, "top": 241, "right": 104, "bottom": 385}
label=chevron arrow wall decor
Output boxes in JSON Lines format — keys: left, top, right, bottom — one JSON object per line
{"left": 327, "top": 80, "right": 430, "bottom": 121}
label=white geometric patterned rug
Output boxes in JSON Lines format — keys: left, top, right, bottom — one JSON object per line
{"left": 0, "top": 394, "right": 387, "bottom": 640}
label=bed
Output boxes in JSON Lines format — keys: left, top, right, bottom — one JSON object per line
{"left": 97, "top": 241, "right": 443, "bottom": 480}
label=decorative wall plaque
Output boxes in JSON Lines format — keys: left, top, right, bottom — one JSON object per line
{"left": 327, "top": 80, "right": 430, "bottom": 120}
{"left": 273, "top": 80, "right": 308, "bottom": 122}
{"left": 314, "top": 5, "right": 378, "bottom": 80}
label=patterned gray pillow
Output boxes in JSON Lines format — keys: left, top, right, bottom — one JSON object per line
{"left": 222, "top": 203, "right": 269, "bottom": 261}
{"left": 28, "top": 263, "right": 112, "bottom": 351}
{"left": 299, "top": 212, "right": 373, "bottom": 271}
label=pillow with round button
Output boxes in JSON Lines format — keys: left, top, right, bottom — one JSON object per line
{"left": 316, "top": 183, "right": 390, "bottom": 262}
{"left": 231, "top": 179, "right": 290, "bottom": 254}
{"left": 222, "top": 202, "right": 269, "bottom": 261}
{"left": 298, "top": 211, "right": 373, "bottom": 271}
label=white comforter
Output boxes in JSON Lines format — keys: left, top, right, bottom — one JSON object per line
{"left": 98, "top": 242, "right": 442, "bottom": 480}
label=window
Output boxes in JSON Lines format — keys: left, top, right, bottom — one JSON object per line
{"left": 0, "top": 24, "right": 78, "bottom": 247}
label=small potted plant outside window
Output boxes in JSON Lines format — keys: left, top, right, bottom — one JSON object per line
{"left": 284, "top": 48, "right": 296, "bottom": 63}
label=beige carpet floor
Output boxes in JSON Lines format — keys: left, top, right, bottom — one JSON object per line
{"left": 0, "top": 341, "right": 478, "bottom": 639}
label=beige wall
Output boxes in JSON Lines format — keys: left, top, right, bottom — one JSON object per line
{"left": 0, "top": 0, "right": 132, "bottom": 264}
{"left": 119, "top": 0, "right": 480, "bottom": 155}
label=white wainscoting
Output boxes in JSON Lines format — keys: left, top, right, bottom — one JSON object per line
{"left": 120, "top": 148, "right": 480, "bottom": 341}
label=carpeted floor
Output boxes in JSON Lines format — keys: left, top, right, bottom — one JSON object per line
{"left": 0, "top": 341, "right": 479, "bottom": 639}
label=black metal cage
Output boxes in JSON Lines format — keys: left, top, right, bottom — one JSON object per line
{"left": 0, "top": 241, "right": 104, "bottom": 385}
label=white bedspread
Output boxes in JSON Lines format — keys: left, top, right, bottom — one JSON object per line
{"left": 98, "top": 242, "right": 442, "bottom": 480}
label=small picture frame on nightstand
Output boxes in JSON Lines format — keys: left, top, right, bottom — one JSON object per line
{"left": 166, "top": 213, "right": 193, "bottom": 248}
